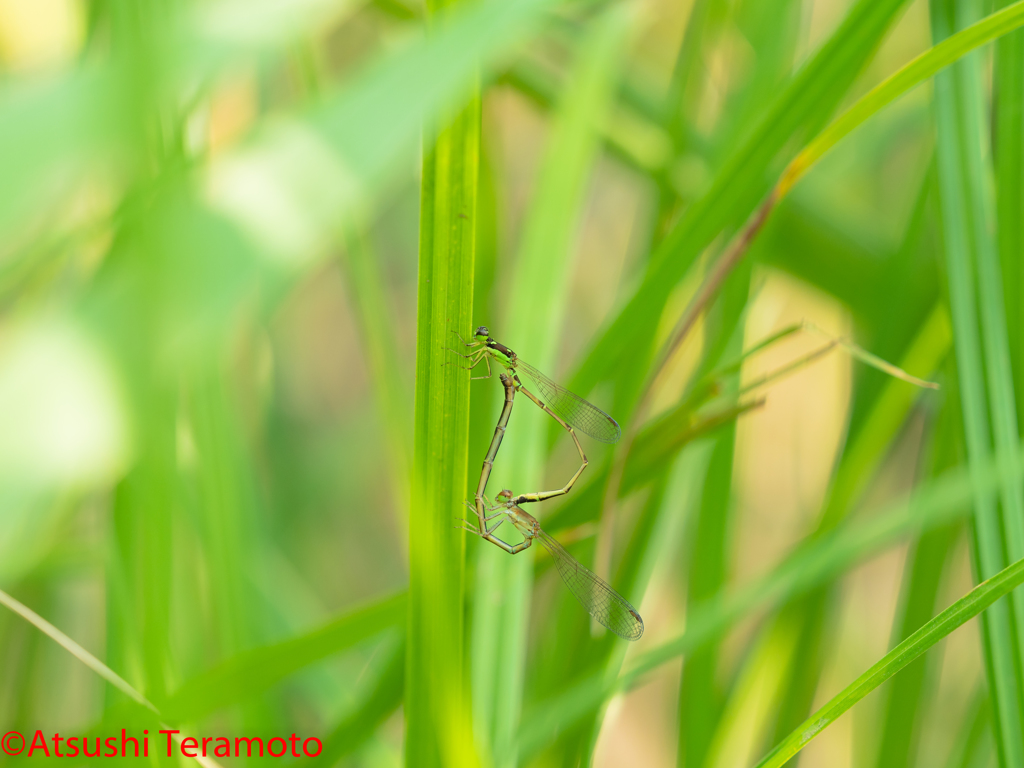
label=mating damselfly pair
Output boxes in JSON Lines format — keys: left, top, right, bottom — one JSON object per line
{"left": 452, "top": 326, "right": 644, "bottom": 642}
{"left": 450, "top": 321, "right": 941, "bottom": 643}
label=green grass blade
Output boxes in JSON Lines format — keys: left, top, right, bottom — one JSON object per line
{"left": 163, "top": 591, "right": 407, "bottom": 720}
{"left": 188, "top": 367, "right": 253, "bottom": 662}
{"left": 945, "top": 0, "right": 1024, "bottom": 617}
{"left": 677, "top": 428, "right": 737, "bottom": 767}
{"left": 0, "top": 588, "right": 231, "bottom": 768}
{"left": 676, "top": 267, "right": 752, "bottom": 768}
{"left": 968, "top": 0, "right": 1024, "bottom": 729}
{"left": 872, "top": 524, "right": 959, "bottom": 767}
{"left": 995, "top": 10, "right": 1024, "bottom": 753}
{"left": 465, "top": 126, "right": 499, "bottom": 762}
{"left": 783, "top": 0, "right": 1024, "bottom": 191}
{"left": 0, "top": 587, "right": 158, "bottom": 714}
{"left": 932, "top": 0, "right": 1024, "bottom": 759}
{"left": 870, "top": 377, "right": 964, "bottom": 768}
{"left": 994, "top": 2, "right": 1024, "bottom": 434}
{"left": 110, "top": 385, "right": 176, "bottom": 708}
{"left": 752, "top": 556, "right": 1024, "bottom": 768}
{"left": 407, "top": 2, "right": 480, "bottom": 760}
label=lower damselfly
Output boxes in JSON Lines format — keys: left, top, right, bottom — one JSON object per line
{"left": 460, "top": 489, "right": 644, "bottom": 641}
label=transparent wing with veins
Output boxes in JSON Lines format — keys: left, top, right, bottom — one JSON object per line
{"left": 535, "top": 528, "right": 643, "bottom": 641}
{"left": 516, "top": 360, "right": 622, "bottom": 444}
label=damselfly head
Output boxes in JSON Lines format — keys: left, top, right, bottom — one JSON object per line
{"left": 474, "top": 326, "right": 490, "bottom": 339}
{"left": 496, "top": 489, "right": 513, "bottom": 503}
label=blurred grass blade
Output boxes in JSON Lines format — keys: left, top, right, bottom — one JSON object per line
{"left": 0, "top": 588, "right": 225, "bottom": 768}
{"left": 0, "top": 68, "right": 117, "bottom": 237}
{"left": 744, "top": 304, "right": 950, "bottom": 743}
{"left": 569, "top": 0, "right": 1024, "bottom": 430}
{"left": 803, "top": 322, "right": 939, "bottom": 389}
{"left": 870, "top": 377, "right": 963, "bottom": 768}
{"left": 994, "top": 1, "right": 1024, "bottom": 429}
{"left": 470, "top": 9, "right": 630, "bottom": 765}
{"left": 548, "top": 305, "right": 949, "bottom": 535}
{"left": 518, "top": 447, "right": 1022, "bottom": 757}
{"left": 407, "top": 1, "right": 480, "bottom": 762}
{"left": 752, "top": 555, "right": 1024, "bottom": 768}
{"left": 781, "top": 0, "right": 1024, "bottom": 193}
{"left": 819, "top": 304, "right": 951, "bottom": 531}
{"left": 0, "top": 586, "right": 158, "bottom": 714}
{"left": 703, "top": 616, "right": 800, "bottom": 768}
{"left": 208, "top": 0, "right": 558, "bottom": 267}
{"left": 576, "top": 442, "right": 715, "bottom": 765}
{"left": 189, "top": 366, "right": 253, "bottom": 661}
{"left": 339, "top": 232, "right": 413, "bottom": 527}
{"left": 675, "top": 260, "right": 752, "bottom": 768}
{"left": 308, "top": 637, "right": 406, "bottom": 767}
{"left": 315, "top": 0, "right": 553, "bottom": 184}
{"left": 570, "top": 0, "right": 913, "bottom": 411}
{"left": 163, "top": 591, "right": 407, "bottom": 719}
{"left": 872, "top": 526, "right": 959, "bottom": 766}
{"left": 932, "top": 0, "right": 1024, "bottom": 759}
{"left": 543, "top": 400, "right": 760, "bottom": 534}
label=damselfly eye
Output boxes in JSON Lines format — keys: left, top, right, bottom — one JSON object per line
{"left": 475, "top": 326, "right": 490, "bottom": 337}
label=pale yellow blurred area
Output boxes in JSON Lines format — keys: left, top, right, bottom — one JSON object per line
{"left": 595, "top": 666, "right": 682, "bottom": 768}
{"left": 0, "top": 0, "right": 83, "bottom": 71}
{"left": 590, "top": 271, "right": 856, "bottom": 768}
{"left": 735, "top": 269, "right": 852, "bottom": 582}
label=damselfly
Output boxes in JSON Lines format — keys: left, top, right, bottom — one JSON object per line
{"left": 460, "top": 489, "right": 644, "bottom": 641}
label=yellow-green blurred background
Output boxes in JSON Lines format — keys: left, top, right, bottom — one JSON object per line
{"left": 1, "top": 0, "right": 1021, "bottom": 766}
